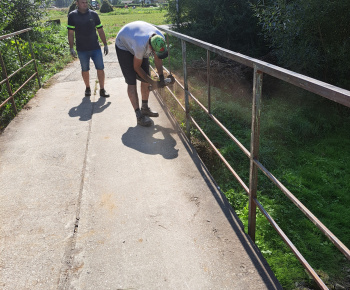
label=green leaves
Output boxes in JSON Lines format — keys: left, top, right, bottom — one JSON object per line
{"left": 252, "top": 0, "right": 350, "bottom": 89}
{"left": 0, "top": 1, "right": 14, "bottom": 31}
{"left": 1, "top": 24, "right": 71, "bottom": 130}
{"left": 167, "top": 0, "right": 267, "bottom": 56}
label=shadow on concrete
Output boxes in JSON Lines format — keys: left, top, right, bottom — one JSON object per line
{"left": 68, "top": 96, "right": 111, "bottom": 121}
{"left": 121, "top": 124, "right": 179, "bottom": 159}
{"left": 152, "top": 90, "right": 282, "bottom": 289}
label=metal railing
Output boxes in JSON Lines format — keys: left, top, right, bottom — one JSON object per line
{"left": 0, "top": 28, "right": 41, "bottom": 115}
{"left": 155, "top": 26, "right": 350, "bottom": 289}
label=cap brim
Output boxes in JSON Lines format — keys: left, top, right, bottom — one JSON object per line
{"left": 156, "top": 50, "right": 168, "bottom": 59}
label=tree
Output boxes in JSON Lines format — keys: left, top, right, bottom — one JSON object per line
{"left": 252, "top": 0, "right": 350, "bottom": 88}
{"left": 0, "top": 1, "right": 14, "bottom": 31}
{"left": 4, "top": 0, "right": 50, "bottom": 33}
{"left": 55, "top": 0, "right": 73, "bottom": 8}
{"left": 166, "top": 0, "right": 267, "bottom": 57}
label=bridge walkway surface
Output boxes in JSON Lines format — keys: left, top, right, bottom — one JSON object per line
{"left": 0, "top": 45, "right": 281, "bottom": 289}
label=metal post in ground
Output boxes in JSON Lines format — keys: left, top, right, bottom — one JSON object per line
{"left": 248, "top": 65, "right": 263, "bottom": 242}
{"left": 207, "top": 50, "right": 211, "bottom": 114}
{"left": 181, "top": 39, "right": 190, "bottom": 139}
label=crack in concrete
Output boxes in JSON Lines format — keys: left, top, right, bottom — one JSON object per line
{"left": 57, "top": 92, "right": 95, "bottom": 289}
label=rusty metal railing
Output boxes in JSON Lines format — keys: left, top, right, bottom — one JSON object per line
{"left": 154, "top": 26, "right": 350, "bottom": 290}
{"left": 0, "top": 28, "right": 41, "bottom": 115}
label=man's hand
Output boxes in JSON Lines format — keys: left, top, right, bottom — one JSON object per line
{"left": 104, "top": 45, "right": 109, "bottom": 56}
{"left": 70, "top": 48, "right": 77, "bottom": 58}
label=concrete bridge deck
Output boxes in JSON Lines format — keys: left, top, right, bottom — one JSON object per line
{"left": 0, "top": 45, "right": 281, "bottom": 289}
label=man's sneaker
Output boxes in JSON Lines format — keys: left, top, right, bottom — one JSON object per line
{"left": 85, "top": 87, "right": 91, "bottom": 97}
{"left": 141, "top": 106, "right": 159, "bottom": 117}
{"left": 100, "top": 89, "right": 110, "bottom": 98}
{"left": 137, "top": 114, "right": 152, "bottom": 127}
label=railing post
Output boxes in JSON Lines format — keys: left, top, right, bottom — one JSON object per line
{"left": 26, "top": 30, "right": 41, "bottom": 88}
{"left": 248, "top": 65, "right": 263, "bottom": 242}
{"left": 166, "top": 34, "right": 171, "bottom": 74}
{"left": 0, "top": 51, "right": 17, "bottom": 114}
{"left": 207, "top": 50, "right": 211, "bottom": 114}
{"left": 181, "top": 39, "right": 190, "bottom": 139}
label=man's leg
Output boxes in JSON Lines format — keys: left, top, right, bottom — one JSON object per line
{"left": 140, "top": 81, "right": 150, "bottom": 102}
{"left": 92, "top": 49, "right": 109, "bottom": 97}
{"left": 128, "top": 84, "right": 152, "bottom": 126}
{"left": 77, "top": 51, "right": 91, "bottom": 97}
{"left": 82, "top": 71, "right": 90, "bottom": 88}
{"left": 139, "top": 59, "right": 158, "bottom": 117}
{"left": 97, "top": 69, "right": 105, "bottom": 90}
{"left": 140, "top": 81, "right": 159, "bottom": 117}
{"left": 127, "top": 84, "right": 139, "bottom": 110}
{"left": 116, "top": 45, "right": 151, "bottom": 126}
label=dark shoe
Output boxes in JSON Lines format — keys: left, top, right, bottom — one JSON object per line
{"left": 100, "top": 89, "right": 110, "bottom": 98}
{"left": 141, "top": 106, "right": 159, "bottom": 117}
{"left": 85, "top": 87, "right": 91, "bottom": 97}
{"left": 137, "top": 115, "right": 152, "bottom": 127}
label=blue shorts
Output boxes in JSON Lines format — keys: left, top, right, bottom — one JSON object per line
{"left": 77, "top": 49, "right": 104, "bottom": 72}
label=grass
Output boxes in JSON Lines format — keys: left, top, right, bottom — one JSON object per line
{"left": 159, "top": 40, "right": 350, "bottom": 289}
{"left": 46, "top": 7, "right": 167, "bottom": 42}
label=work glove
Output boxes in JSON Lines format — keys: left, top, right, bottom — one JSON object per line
{"left": 70, "top": 48, "right": 77, "bottom": 58}
{"left": 158, "top": 74, "right": 165, "bottom": 88}
{"left": 104, "top": 45, "right": 109, "bottom": 56}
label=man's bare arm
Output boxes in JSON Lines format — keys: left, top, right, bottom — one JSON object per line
{"left": 153, "top": 54, "right": 164, "bottom": 77}
{"left": 68, "top": 29, "right": 75, "bottom": 49}
{"left": 97, "top": 28, "right": 107, "bottom": 46}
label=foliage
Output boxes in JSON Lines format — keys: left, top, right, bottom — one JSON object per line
{"left": 251, "top": 0, "right": 350, "bottom": 89}
{"left": 0, "top": 1, "right": 14, "bottom": 31}
{"left": 166, "top": 0, "right": 268, "bottom": 57}
{"left": 100, "top": 0, "right": 114, "bottom": 13}
{"left": 3, "top": 0, "right": 50, "bottom": 33}
{"left": 68, "top": 1, "right": 77, "bottom": 14}
{"left": 0, "top": 24, "right": 71, "bottom": 130}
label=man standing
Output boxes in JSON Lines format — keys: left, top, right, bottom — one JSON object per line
{"left": 67, "top": 0, "right": 110, "bottom": 98}
{"left": 115, "top": 21, "right": 168, "bottom": 127}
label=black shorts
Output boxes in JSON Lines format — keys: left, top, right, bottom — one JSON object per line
{"left": 115, "top": 45, "right": 150, "bottom": 85}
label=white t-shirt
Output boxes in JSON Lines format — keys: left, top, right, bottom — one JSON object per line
{"left": 115, "top": 21, "right": 165, "bottom": 59}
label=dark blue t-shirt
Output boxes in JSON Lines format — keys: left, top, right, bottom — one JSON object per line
{"left": 67, "top": 9, "right": 102, "bottom": 51}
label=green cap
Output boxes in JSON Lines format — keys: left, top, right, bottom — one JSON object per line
{"left": 150, "top": 35, "right": 168, "bottom": 59}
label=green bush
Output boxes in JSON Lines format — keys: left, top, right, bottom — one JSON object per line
{"left": 252, "top": 0, "right": 350, "bottom": 89}
{"left": 100, "top": 0, "right": 113, "bottom": 13}
{"left": 0, "top": 24, "right": 71, "bottom": 130}
{"left": 166, "top": 0, "right": 268, "bottom": 57}
{"left": 3, "top": 0, "right": 46, "bottom": 32}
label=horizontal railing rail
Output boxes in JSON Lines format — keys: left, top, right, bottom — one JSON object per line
{"left": 154, "top": 25, "right": 350, "bottom": 289}
{"left": 0, "top": 28, "right": 41, "bottom": 115}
